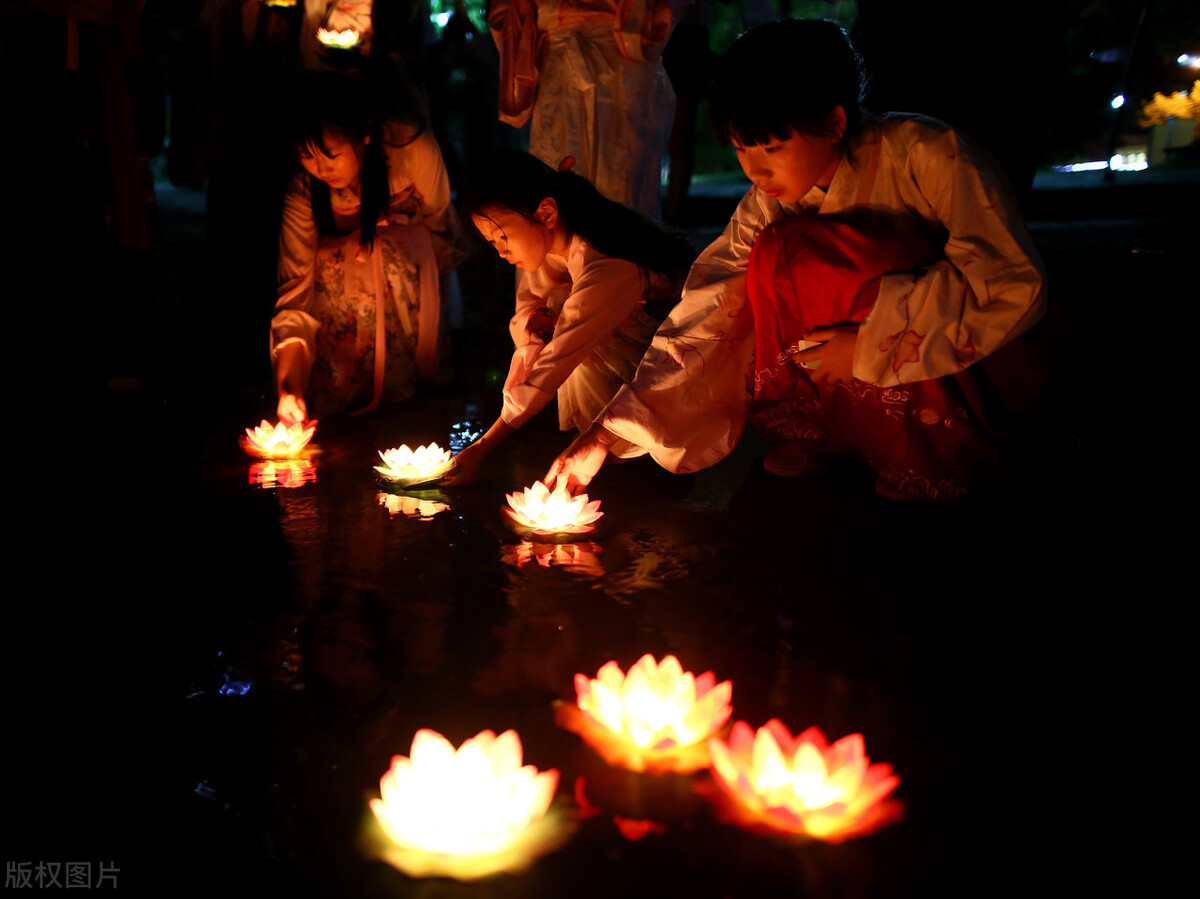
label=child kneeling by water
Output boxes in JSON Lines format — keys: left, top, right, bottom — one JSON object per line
{"left": 546, "top": 18, "right": 1050, "bottom": 502}
{"left": 445, "top": 152, "right": 693, "bottom": 485}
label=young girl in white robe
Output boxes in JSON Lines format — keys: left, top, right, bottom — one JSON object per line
{"left": 545, "top": 19, "right": 1049, "bottom": 502}
{"left": 271, "top": 72, "right": 469, "bottom": 425}
{"left": 445, "top": 152, "right": 693, "bottom": 484}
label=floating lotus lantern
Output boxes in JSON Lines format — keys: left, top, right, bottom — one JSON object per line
{"left": 377, "top": 491, "right": 449, "bottom": 520}
{"left": 706, "top": 719, "right": 902, "bottom": 843}
{"left": 316, "top": 26, "right": 361, "bottom": 48}
{"left": 366, "top": 728, "right": 568, "bottom": 880}
{"left": 374, "top": 443, "right": 454, "bottom": 487}
{"left": 504, "top": 478, "right": 603, "bottom": 539}
{"left": 556, "top": 654, "right": 732, "bottom": 774}
{"left": 249, "top": 459, "right": 317, "bottom": 489}
{"left": 241, "top": 419, "right": 316, "bottom": 459}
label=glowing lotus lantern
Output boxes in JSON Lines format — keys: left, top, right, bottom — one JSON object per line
{"left": 556, "top": 654, "right": 732, "bottom": 774}
{"left": 706, "top": 719, "right": 902, "bottom": 842}
{"left": 377, "top": 491, "right": 448, "bottom": 520}
{"left": 367, "top": 728, "right": 568, "bottom": 880}
{"left": 374, "top": 443, "right": 454, "bottom": 487}
{"left": 504, "top": 478, "right": 603, "bottom": 538}
{"left": 241, "top": 419, "right": 316, "bottom": 459}
{"left": 316, "top": 26, "right": 361, "bottom": 48}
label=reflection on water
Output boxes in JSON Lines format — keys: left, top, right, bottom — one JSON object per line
{"left": 185, "top": 389, "right": 1080, "bottom": 897}
{"left": 377, "top": 490, "right": 450, "bottom": 520}
{"left": 248, "top": 458, "right": 318, "bottom": 489}
{"left": 448, "top": 405, "right": 485, "bottom": 452}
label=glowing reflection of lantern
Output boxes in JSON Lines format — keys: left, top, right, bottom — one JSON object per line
{"left": 501, "top": 541, "right": 604, "bottom": 577}
{"left": 504, "top": 478, "right": 603, "bottom": 538}
{"left": 316, "top": 26, "right": 361, "bottom": 48}
{"left": 377, "top": 491, "right": 449, "bottom": 520}
{"left": 249, "top": 459, "right": 317, "bottom": 489}
{"left": 613, "top": 816, "right": 667, "bottom": 841}
{"left": 706, "top": 719, "right": 902, "bottom": 842}
{"left": 241, "top": 419, "right": 316, "bottom": 459}
{"left": 374, "top": 443, "right": 454, "bottom": 487}
{"left": 367, "top": 728, "right": 568, "bottom": 880}
{"left": 556, "top": 654, "right": 732, "bottom": 774}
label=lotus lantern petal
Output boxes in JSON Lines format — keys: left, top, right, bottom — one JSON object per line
{"left": 504, "top": 478, "right": 603, "bottom": 537}
{"left": 241, "top": 419, "right": 316, "bottom": 459}
{"left": 367, "top": 729, "right": 568, "bottom": 879}
{"left": 706, "top": 719, "right": 902, "bottom": 842}
{"left": 374, "top": 443, "right": 455, "bottom": 486}
{"left": 316, "top": 26, "right": 361, "bottom": 48}
{"left": 557, "top": 654, "right": 732, "bottom": 774}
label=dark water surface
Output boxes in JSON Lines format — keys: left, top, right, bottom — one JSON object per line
{"left": 7, "top": 205, "right": 1166, "bottom": 897}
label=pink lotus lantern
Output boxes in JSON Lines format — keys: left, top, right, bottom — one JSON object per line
{"left": 556, "top": 654, "right": 732, "bottom": 774}
{"left": 241, "top": 419, "right": 316, "bottom": 459}
{"left": 374, "top": 443, "right": 454, "bottom": 487}
{"left": 366, "top": 728, "right": 568, "bottom": 880}
{"left": 377, "top": 492, "right": 448, "bottom": 520}
{"left": 504, "top": 478, "right": 603, "bottom": 538}
{"left": 316, "top": 26, "right": 361, "bottom": 48}
{"left": 249, "top": 459, "right": 317, "bottom": 489}
{"left": 706, "top": 719, "right": 902, "bottom": 843}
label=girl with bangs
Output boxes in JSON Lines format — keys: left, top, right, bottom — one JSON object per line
{"left": 271, "top": 71, "right": 469, "bottom": 425}
{"left": 445, "top": 151, "right": 693, "bottom": 485}
{"left": 546, "top": 18, "right": 1049, "bottom": 502}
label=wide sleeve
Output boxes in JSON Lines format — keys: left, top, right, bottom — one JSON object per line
{"left": 600, "top": 190, "right": 766, "bottom": 473}
{"left": 488, "top": 0, "right": 543, "bottom": 127}
{"left": 271, "top": 172, "right": 320, "bottom": 362}
{"left": 502, "top": 250, "right": 648, "bottom": 428}
{"left": 854, "top": 127, "right": 1047, "bottom": 387}
{"left": 398, "top": 130, "right": 471, "bottom": 274}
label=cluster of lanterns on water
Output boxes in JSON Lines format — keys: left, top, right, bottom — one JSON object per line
{"left": 240, "top": 421, "right": 901, "bottom": 878}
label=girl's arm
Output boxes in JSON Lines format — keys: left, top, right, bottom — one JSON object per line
{"left": 853, "top": 123, "right": 1047, "bottom": 388}
{"left": 500, "top": 248, "right": 648, "bottom": 429}
{"left": 271, "top": 173, "right": 321, "bottom": 423}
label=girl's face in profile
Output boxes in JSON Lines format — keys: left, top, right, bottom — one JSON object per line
{"left": 300, "top": 129, "right": 364, "bottom": 192}
{"left": 472, "top": 205, "right": 557, "bottom": 271}
{"left": 732, "top": 125, "right": 843, "bottom": 205}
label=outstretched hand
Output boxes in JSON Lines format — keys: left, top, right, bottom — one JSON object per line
{"left": 543, "top": 423, "right": 619, "bottom": 494}
{"left": 442, "top": 441, "right": 490, "bottom": 486}
{"left": 277, "top": 392, "right": 309, "bottom": 426}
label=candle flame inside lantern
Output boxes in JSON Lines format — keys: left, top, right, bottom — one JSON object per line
{"left": 557, "top": 654, "right": 732, "bottom": 774}
{"left": 504, "top": 478, "right": 603, "bottom": 537}
{"left": 242, "top": 419, "right": 316, "bottom": 459}
{"left": 706, "top": 719, "right": 902, "bottom": 843}
{"left": 368, "top": 729, "right": 567, "bottom": 879}
{"left": 374, "top": 443, "right": 454, "bottom": 486}
{"left": 316, "top": 26, "right": 361, "bottom": 48}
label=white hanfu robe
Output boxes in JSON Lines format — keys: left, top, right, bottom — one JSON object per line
{"left": 488, "top": 0, "right": 691, "bottom": 218}
{"left": 502, "top": 234, "right": 677, "bottom": 444}
{"left": 599, "top": 114, "right": 1047, "bottom": 474}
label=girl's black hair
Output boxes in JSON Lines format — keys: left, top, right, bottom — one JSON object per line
{"left": 709, "top": 18, "right": 867, "bottom": 147}
{"left": 464, "top": 152, "right": 695, "bottom": 280}
{"left": 281, "top": 68, "right": 420, "bottom": 248}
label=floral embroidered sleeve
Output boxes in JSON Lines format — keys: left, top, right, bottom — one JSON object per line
{"left": 853, "top": 125, "right": 1047, "bottom": 387}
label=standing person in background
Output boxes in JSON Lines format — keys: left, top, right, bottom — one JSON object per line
{"left": 487, "top": 0, "right": 692, "bottom": 220}
{"left": 271, "top": 70, "right": 470, "bottom": 425}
